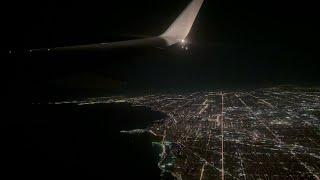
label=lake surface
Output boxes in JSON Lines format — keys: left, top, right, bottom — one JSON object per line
{"left": 1, "top": 103, "right": 167, "bottom": 179}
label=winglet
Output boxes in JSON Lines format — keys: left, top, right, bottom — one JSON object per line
{"left": 160, "top": 0, "right": 205, "bottom": 46}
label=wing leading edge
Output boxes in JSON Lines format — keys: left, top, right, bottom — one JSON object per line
{"left": 31, "top": 0, "right": 204, "bottom": 53}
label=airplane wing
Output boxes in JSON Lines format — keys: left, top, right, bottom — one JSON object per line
{"left": 30, "top": 0, "right": 204, "bottom": 53}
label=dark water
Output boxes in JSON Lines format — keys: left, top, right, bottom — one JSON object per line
{"left": 1, "top": 103, "right": 167, "bottom": 179}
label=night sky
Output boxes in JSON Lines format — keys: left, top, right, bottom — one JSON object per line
{"left": 4, "top": 0, "right": 320, "bottom": 100}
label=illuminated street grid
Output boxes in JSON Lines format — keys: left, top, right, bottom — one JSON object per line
{"left": 53, "top": 87, "right": 320, "bottom": 180}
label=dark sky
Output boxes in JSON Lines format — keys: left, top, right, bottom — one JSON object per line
{"left": 5, "top": 0, "right": 319, "bottom": 47}
{"left": 4, "top": 0, "right": 320, "bottom": 99}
